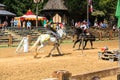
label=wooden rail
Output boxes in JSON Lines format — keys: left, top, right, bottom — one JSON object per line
{"left": 44, "top": 67, "right": 120, "bottom": 80}
{"left": 71, "top": 67, "right": 120, "bottom": 80}
{"left": 0, "top": 34, "right": 13, "bottom": 46}
{"left": 0, "top": 34, "right": 20, "bottom": 46}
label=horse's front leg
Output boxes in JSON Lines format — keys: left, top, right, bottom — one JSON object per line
{"left": 34, "top": 44, "right": 44, "bottom": 58}
{"left": 83, "top": 40, "right": 88, "bottom": 49}
{"left": 34, "top": 47, "right": 38, "bottom": 58}
{"left": 78, "top": 40, "right": 82, "bottom": 50}
{"left": 73, "top": 40, "right": 79, "bottom": 48}
{"left": 90, "top": 40, "right": 93, "bottom": 49}
{"left": 46, "top": 44, "right": 56, "bottom": 57}
{"left": 56, "top": 43, "right": 62, "bottom": 55}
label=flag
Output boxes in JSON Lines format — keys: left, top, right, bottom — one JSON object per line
{"left": 88, "top": 0, "right": 93, "bottom": 12}
{"left": 115, "top": 0, "right": 120, "bottom": 28}
{"left": 88, "top": 0, "right": 92, "bottom": 5}
{"left": 90, "top": 5, "right": 93, "bottom": 12}
{"left": 115, "top": 0, "right": 120, "bottom": 17}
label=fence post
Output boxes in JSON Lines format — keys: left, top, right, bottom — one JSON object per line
{"left": 98, "top": 31, "right": 102, "bottom": 40}
{"left": 52, "top": 70, "right": 72, "bottom": 80}
{"left": 27, "top": 35, "right": 31, "bottom": 46}
{"left": 117, "top": 74, "right": 120, "bottom": 80}
{"left": 8, "top": 34, "right": 13, "bottom": 46}
{"left": 92, "top": 76, "right": 101, "bottom": 80}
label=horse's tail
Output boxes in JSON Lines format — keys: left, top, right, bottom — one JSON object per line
{"left": 30, "top": 36, "right": 41, "bottom": 50}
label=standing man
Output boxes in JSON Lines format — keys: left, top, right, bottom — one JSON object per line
{"left": 10, "top": 18, "right": 14, "bottom": 27}
{"left": 27, "top": 21, "right": 31, "bottom": 30}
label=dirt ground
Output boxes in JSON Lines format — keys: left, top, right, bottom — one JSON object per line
{"left": 0, "top": 40, "right": 120, "bottom": 80}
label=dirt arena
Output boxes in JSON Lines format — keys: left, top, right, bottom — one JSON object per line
{"left": 0, "top": 40, "right": 120, "bottom": 80}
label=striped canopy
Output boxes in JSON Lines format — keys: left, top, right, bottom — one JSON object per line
{"left": 20, "top": 10, "right": 46, "bottom": 21}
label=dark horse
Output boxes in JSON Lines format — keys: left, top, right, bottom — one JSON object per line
{"left": 73, "top": 27, "right": 96, "bottom": 50}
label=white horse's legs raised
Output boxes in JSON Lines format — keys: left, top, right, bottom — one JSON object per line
{"left": 37, "top": 44, "right": 44, "bottom": 52}
{"left": 34, "top": 43, "right": 44, "bottom": 58}
{"left": 30, "top": 36, "right": 41, "bottom": 51}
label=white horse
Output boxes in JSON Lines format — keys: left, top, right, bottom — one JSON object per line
{"left": 30, "top": 28, "right": 66, "bottom": 58}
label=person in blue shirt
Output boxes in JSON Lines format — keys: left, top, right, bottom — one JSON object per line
{"left": 27, "top": 21, "right": 31, "bottom": 30}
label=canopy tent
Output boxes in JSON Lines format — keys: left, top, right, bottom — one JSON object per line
{"left": 20, "top": 10, "right": 46, "bottom": 21}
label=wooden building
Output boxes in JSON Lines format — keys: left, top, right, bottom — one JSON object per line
{"left": 0, "top": 4, "right": 15, "bottom": 26}
{"left": 41, "top": 0, "right": 68, "bottom": 24}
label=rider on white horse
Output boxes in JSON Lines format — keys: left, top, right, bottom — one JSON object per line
{"left": 46, "top": 22, "right": 60, "bottom": 41}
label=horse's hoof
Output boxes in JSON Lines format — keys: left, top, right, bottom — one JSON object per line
{"left": 59, "top": 54, "right": 63, "bottom": 56}
{"left": 77, "top": 48, "right": 80, "bottom": 50}
{"left": 45, "top": 55, "right": 51, "bottom": 57}
{"left": 34, "top": 55, "right": 37, "bottom": 58}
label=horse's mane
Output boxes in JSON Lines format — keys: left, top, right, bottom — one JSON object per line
{"left": 74, "top": 27, "right": 83, "bottom": 35}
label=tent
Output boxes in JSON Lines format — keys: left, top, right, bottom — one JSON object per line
{"left": 20, "top": 10, "right": 46, "bottom": 21}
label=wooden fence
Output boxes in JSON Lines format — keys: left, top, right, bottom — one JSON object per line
{"left": 0, "top": 34, "right": 20, "bottom": 46}
{"left": 43, "top": 67, "right": 120, "bottom": 80}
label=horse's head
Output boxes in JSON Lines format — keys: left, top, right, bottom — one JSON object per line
{"left": 57, "top": 28, "right": 67, "bottom": 39}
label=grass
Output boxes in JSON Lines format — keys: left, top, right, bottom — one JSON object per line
{"left": 62, "top": 39, "right": 73, "bottom": 44}
{"left": 0, "top": 39, "right": 117, "bottom": 48}
{"left": 0, "top": 44, "right": 18, "bottom": 48}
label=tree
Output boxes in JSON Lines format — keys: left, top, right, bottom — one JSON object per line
{"left": 0, "top": 0, "right": 118, "bottom": 25}
{"left": 0, "top": 0, "right": 43, "bottom": 16}
{"left": 64, "top": 0, "right": 87, "bottom": 21}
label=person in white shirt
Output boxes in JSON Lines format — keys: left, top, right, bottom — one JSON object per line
{"left": 80, "top": 22, "right": 87, "bottom": 32}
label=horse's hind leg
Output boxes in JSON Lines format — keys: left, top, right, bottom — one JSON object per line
{"left": 34, "top": 44, "right": 44, "bottom": 58}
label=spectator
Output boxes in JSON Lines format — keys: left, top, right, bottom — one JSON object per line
{"left": 99, "top": 22, "right": 103, "bottom": 28}
{"left": 2, "top": 21, "right": 8, "bottom": 30}
{"left": 94, "top": 21, "right": 98, "bottom": 27}
{"left": 14, "top": 19, "right": 18, "bottom": 27}
{"left": 10, "top": 18, "right": 14, "bottom": 27}
{"left": 27, "top": 21, "right": 31, "bottom": 30}
{"left": 22, "top": 21, "right": 26, "bottom": 28}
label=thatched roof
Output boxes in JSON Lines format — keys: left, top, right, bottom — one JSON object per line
{"left": 0, "top": 10, "right": 16, "bottom": 16}
{"left": 0, "top": 4, "right": 16, "bottom": 16}
{"left": 0, "top": 4, "right": 5, "bottom": 7}
{"left": 43, "top": 0, "right": 68, "bottom": 11}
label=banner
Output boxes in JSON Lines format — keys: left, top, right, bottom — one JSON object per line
{"left": 115, "top": 0, "right": 120, "bottom": 17}
{"left": 88, "top": 0, "right": 93, "bottom": 12}
{"left": 115, "top": 0, "right": 120, "bottom": 28}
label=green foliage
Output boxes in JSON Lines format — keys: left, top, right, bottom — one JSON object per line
{"left": 98, "top": 0, "right": 117, "bottom": 17}
{"left": 1, "top": 0, "right": 43, "bottom": 16}
{"left": 64, "top": 0, "right": 117, "bottom": 22}
{"left": 0, "top": 0, "right": 118, "bottom": 22}
{"left": 65, "top": 0, "right": 87, "bottom": 21}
